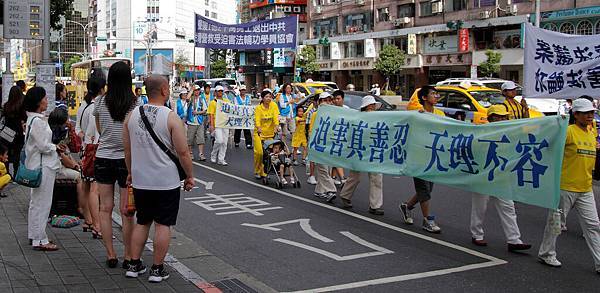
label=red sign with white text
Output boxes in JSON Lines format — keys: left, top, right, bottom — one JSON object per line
{"left": 458, "top": 28, "right": 469, "bottom": 52}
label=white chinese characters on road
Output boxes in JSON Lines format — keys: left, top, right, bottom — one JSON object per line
{"left": 185, "top": 193, "right": 283, "bottom": 216}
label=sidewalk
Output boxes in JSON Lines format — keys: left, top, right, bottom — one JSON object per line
{"left": 0, "top": 184, "right": 201, "bottom": 293}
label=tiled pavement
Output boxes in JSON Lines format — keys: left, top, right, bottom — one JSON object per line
{"left": 0, "top": 184, "right": 202, "bottom": 292}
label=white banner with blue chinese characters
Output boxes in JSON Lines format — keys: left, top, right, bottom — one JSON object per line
{"left": 523, "top": 22, "right": 600, "bottom": 98}
{"left": 308, "top": 106, "right": 568, "bottom": 210}
{"left": 215, "top": 100, "right": 255, "bottom": 129}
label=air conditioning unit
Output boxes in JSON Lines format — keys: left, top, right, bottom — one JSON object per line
{"left": 480, "top": 10, "right": 491, "bottom": 19}
{"left": 283, "top": 6, "right": 292, "bottom": 12}
{"left": 431, "top": 1, "right": 443, "bottom": 14}
{"left": 293, "top": 6, "right": 301, "bottom": 13}
{"left": 393, "top": 17, "right": 411, "bottom": 27}
{"left": 315, "top": 6, "right": 322, "bottom": 14}
{"left": 355, "top": 0, "right": 365, "bottom": 6}
{"left": 508, "top": 4, "right": 518, "bottom": 14}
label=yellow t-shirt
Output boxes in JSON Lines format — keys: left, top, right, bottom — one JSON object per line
{"left": 433, "top": 108, "right": 445, "bottom": 117}
{"left": 561, "top": 124, "right": 597, "bottom": 193}
{"left": 503, "top": 99, "right": 526, "bottom": 120}
{"left": 255, "top": 103, "right": 279, "bottom": 139}
{"left": 292, "top": 116, "right": 307, "bottom": 147}
{"left": 207, "top": 97, "right": 231, "bottom": 116}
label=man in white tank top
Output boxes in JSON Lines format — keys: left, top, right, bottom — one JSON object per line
{"left": 123, "top": 75, "right": 194, "bottom": 282}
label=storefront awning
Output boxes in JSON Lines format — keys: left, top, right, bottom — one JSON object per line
{"left": 304, "top": 15, "right": 529, "bottom": 45}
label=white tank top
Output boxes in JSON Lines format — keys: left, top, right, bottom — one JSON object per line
{"left": 128, "top": 105, "right": 181, "bottom": 190}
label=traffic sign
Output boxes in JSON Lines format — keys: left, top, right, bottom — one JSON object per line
{"left": 96, "top": 37, "right": 107, "bottom": 41}
{"left": 3, "top": 0, "right": 45, "bottom": 40}
{"left": 55, "top": 63, "right": 62, "bottom": 68}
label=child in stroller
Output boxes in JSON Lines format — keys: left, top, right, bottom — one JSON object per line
{"left": 263, "top": 140, "right": 299, "bottom": 188}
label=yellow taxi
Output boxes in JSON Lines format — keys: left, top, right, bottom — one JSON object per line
{"left": 407, "top": 85, "right": 544, "bottom": 124}
{"left": 292, "top": 82, "right": 333, "bottom": 96}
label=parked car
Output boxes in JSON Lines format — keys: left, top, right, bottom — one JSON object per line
{"left": 407, "top": 85, "right": 544, "bottom": 124}
{"left": 436, "top": 78, "right": 561, "bottom": 115}
{"left": 295, "top": 91, "right": 395, "bottom": 112}
{"left": 314, "top": 81, "right": 339, "bottom": 90}
{"left": 194, "top": 78, "right": 240, "bottom": 91}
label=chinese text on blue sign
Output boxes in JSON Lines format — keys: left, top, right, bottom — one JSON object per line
{"left": 307, "top": 106, "right": 568, "bottom": 209}
{"left": 194, "top": 14, "right": 297, "bottom": 50}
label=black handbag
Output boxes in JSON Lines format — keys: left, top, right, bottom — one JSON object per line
{"left": 594, "top": 148, "right": 600, "bottom": 181}
{"left": 138, "top": 106, "right": 187, "bottom": 181}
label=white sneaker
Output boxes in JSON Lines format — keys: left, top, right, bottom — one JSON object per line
{"left": 290, "top": 178, "right": 295, "bottom": 184}
{"left": 210, "top": 159, "right": 217, "bottom": 164}
{"left": 218, "top": 161, "right": 228, "bottom": 166}
{"left": 538, "top": 256, "right": 562, "bottom": 267}
{"left": 307, "top": 176, "right": 317, "bottom": 185}
{"left": 334, "top": 179, "right": 342, "bottom": 185}
{"left": 281, "top": 178, "right": 288, "bottom": 185}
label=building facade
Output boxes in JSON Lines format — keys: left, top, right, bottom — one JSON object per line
{"left": 305, "top": 0, "right": 600, "bottom": 98}
{"left": 50, "top": 0, "right": 90, "bottom": 78}
{"left": 95, "top": 0, "right": 236, "bottom": 80}
{"left": 241, "top": 0, "right": 308, "bottom": 88}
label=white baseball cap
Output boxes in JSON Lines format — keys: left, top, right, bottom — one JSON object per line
{"left": 239, "top": 85, "right": 247, "bottom": 90}
{"left": 360, "top": 95, "right": 381, "bottom": 109}
{"left": 193, "top": 84, "right": 201, "bottom": 90}
{"left": 501, "top": 81, "right": 519, "bottom": 91}
{"left": 572, "top": 98, "right": 596, "bottom": 112}
{"left": 318, "top": 92, "right": 332, "bottom": 100}
{"left": 215, "top": 85, "right": 224, "bottom": 91}
{"left": 180, "top": 89, "right": 188, "bottom": 95}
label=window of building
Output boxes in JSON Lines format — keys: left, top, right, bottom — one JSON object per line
{"left": 397, "top": 4, "right": 415, "bottom": 18}
{"left": 474, "top": 0, "right": 495, "bottom": 7}
{"left": 211, "top": 1, "right": 217, "bottom": 9}
{"left": 211, "top": 12, "right": 217, "bottom": 19}
{"left": 596, "top": 20, "right": 600, "bottom": 34}
{"left": 377, "top": 8, "right": 390, "bottom": 22}
{"left": 345, "top": 41, "right": 364, "bottom": 58}
{"left": 205, "top": 0, "right": 209, "bottom": 5}
{"left": 205, "top": 10, "right": 209, "bottom": 17}
{"left": 313, "top": 17, "right": 338, "bottom": 37}
{"left": 345, "top": 13, "right": 369, "bottom": 33}
{"left": 560, "top": 22, "right": 574, "bottom": 34}
{"left": 543, "top": 23, "right": 558, "bottom": 31}
{"left": 322, "top": 45, "right": 330, "bottom": 59}
{"left": 449, "top": 0, "right": 467, "bottom": 11}
{"left": 576, "top": 20, "right": 593, "bottom": 35}
{"left": 420, "top": 1, "right": 433, "bottom": 17}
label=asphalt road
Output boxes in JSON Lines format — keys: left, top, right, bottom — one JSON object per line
{"left": 173, "top": 138, "right": 600, "bottom": 292}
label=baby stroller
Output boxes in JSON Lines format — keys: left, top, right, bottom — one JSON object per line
{"left": 262, "top": 139, "right": 300, "bottom": 189}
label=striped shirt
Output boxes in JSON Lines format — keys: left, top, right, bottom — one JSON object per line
{"left": 93, "top": 95, "right": 139, "bottom": 159}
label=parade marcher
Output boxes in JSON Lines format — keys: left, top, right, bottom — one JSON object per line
{"left": 277, "top": 83, "right": 296, "bottom": 141}
{"left": 539, "top": 98, "right": 600, "bottom": 273}
{"left": 175, "top": 90, "right": 189, "bottom": 120}
{"left": 253, "top": 90, "right": 280, "bottom": 179}
{"left": 186, "top": 85, "right": 208, "bottom": 161}
{"left": 399, "top": 85, "right": 443, "bottom": 233}
{"left": 339, "top": 95, "right": 384, "bottom": 215}
{"left": 501, "top": 81, "right": 529, "bottom": 120}
{"left": 124, "top": 75, "right": 194, "bottom": 282}
{"left": 330, "top": 89, "right": 348, "bottom": 185}
{"left": 312, "top": 92, "right": 337, "bottom": 202}
{"left": 469, "top": 105, "right": 531, "bottom": 251}
{"left": 16, "top": 80, "right": 27, "bottom": 94}
{"left": 94, "top": 61, "right": 138, "bottom": 268}
{"left": 291, "top": 107, "right": 307, "bottom": 165}
{"left": 135, "top": 87, "right": 147, "bottom": 105}
{"left": 305, "top": 96, "right": 318, "bottom": 185}
{"left": 233, "top": 85, "right": 253, "bottom": 149}
{"left": 346, "top": 84, "right": 355, "bottom": 91}
{"left": 24, "top": 87, "right": 62, "bottom": 251}
{"left": 207, "top": 85, "right": 231, "bottom": 165}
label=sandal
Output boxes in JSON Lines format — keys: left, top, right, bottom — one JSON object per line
{"left": 91, "top": 228, "right": 103, "bottom": 239}
{"left": 82, "top": 222, "right": 93, "bottom": 232}
{"left": 33, "top": 243, "right": 59, "bottom": 251}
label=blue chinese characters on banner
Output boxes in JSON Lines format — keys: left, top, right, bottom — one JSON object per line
{"left": 307, "top": 105, "right": 568, "bottom": 210}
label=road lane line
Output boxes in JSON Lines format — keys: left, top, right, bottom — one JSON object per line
{"left": 192, "top": 161, "right": 507, "bottom": 290}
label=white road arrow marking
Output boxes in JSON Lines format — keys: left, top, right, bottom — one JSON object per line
{"left": 194, "top": 178, "right": 214, "bottom": 190}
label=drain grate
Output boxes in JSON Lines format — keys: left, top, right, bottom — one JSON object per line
{"left": 211, "top": 278, "right": 259, "bottom": 293}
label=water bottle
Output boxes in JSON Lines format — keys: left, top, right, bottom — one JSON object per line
{"left": 126, "top": 186, "right": 136, "bottom": 216}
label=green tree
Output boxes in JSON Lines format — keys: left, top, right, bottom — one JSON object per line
{"left": 64, "top": 55, "right": 81, "bottom": 76}
{"left": 174, "top": 51, "right": 190, "bottom": 72}
{"left": 211, "top": 59, "right": 227, "bottom": 78}
{"left": 479, "top": 50, "right": 502, "bottom": 78}
{"left": 51, "top": 0, "right": 75, "bottom": 30}
{"left": 297, "top": 46, "right": 319, "bottom": 76}
{"left": 375, "top": 44, "right": 405, "bottom": 91}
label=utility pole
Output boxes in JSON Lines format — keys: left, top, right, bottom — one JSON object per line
{"left": 37, "top": 0, "right": 57, "bottom": 113}
{"left": 535, "top": 0, "right": 541, "bottom": 27}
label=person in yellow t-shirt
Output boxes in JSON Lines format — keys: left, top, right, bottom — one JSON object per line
{"left": 291, "top": 106, "right": 307, "bottom": 165}
{"left": 399, "top": 85, "right": 444, "bottom": 233}
{"left": 539, "top": 98, "right": 600, "bottom": 273}
{"left": 253, "top": 90, "right": 280, "bottom": 178}
{"left": 0, "top": 144, "right": 11, "bottom": 197}
{"left": 207, "top": 85, "right": 231, "bottom": 165}
{"left": 501, "top": 81, "right": 529, "bottom": 120}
